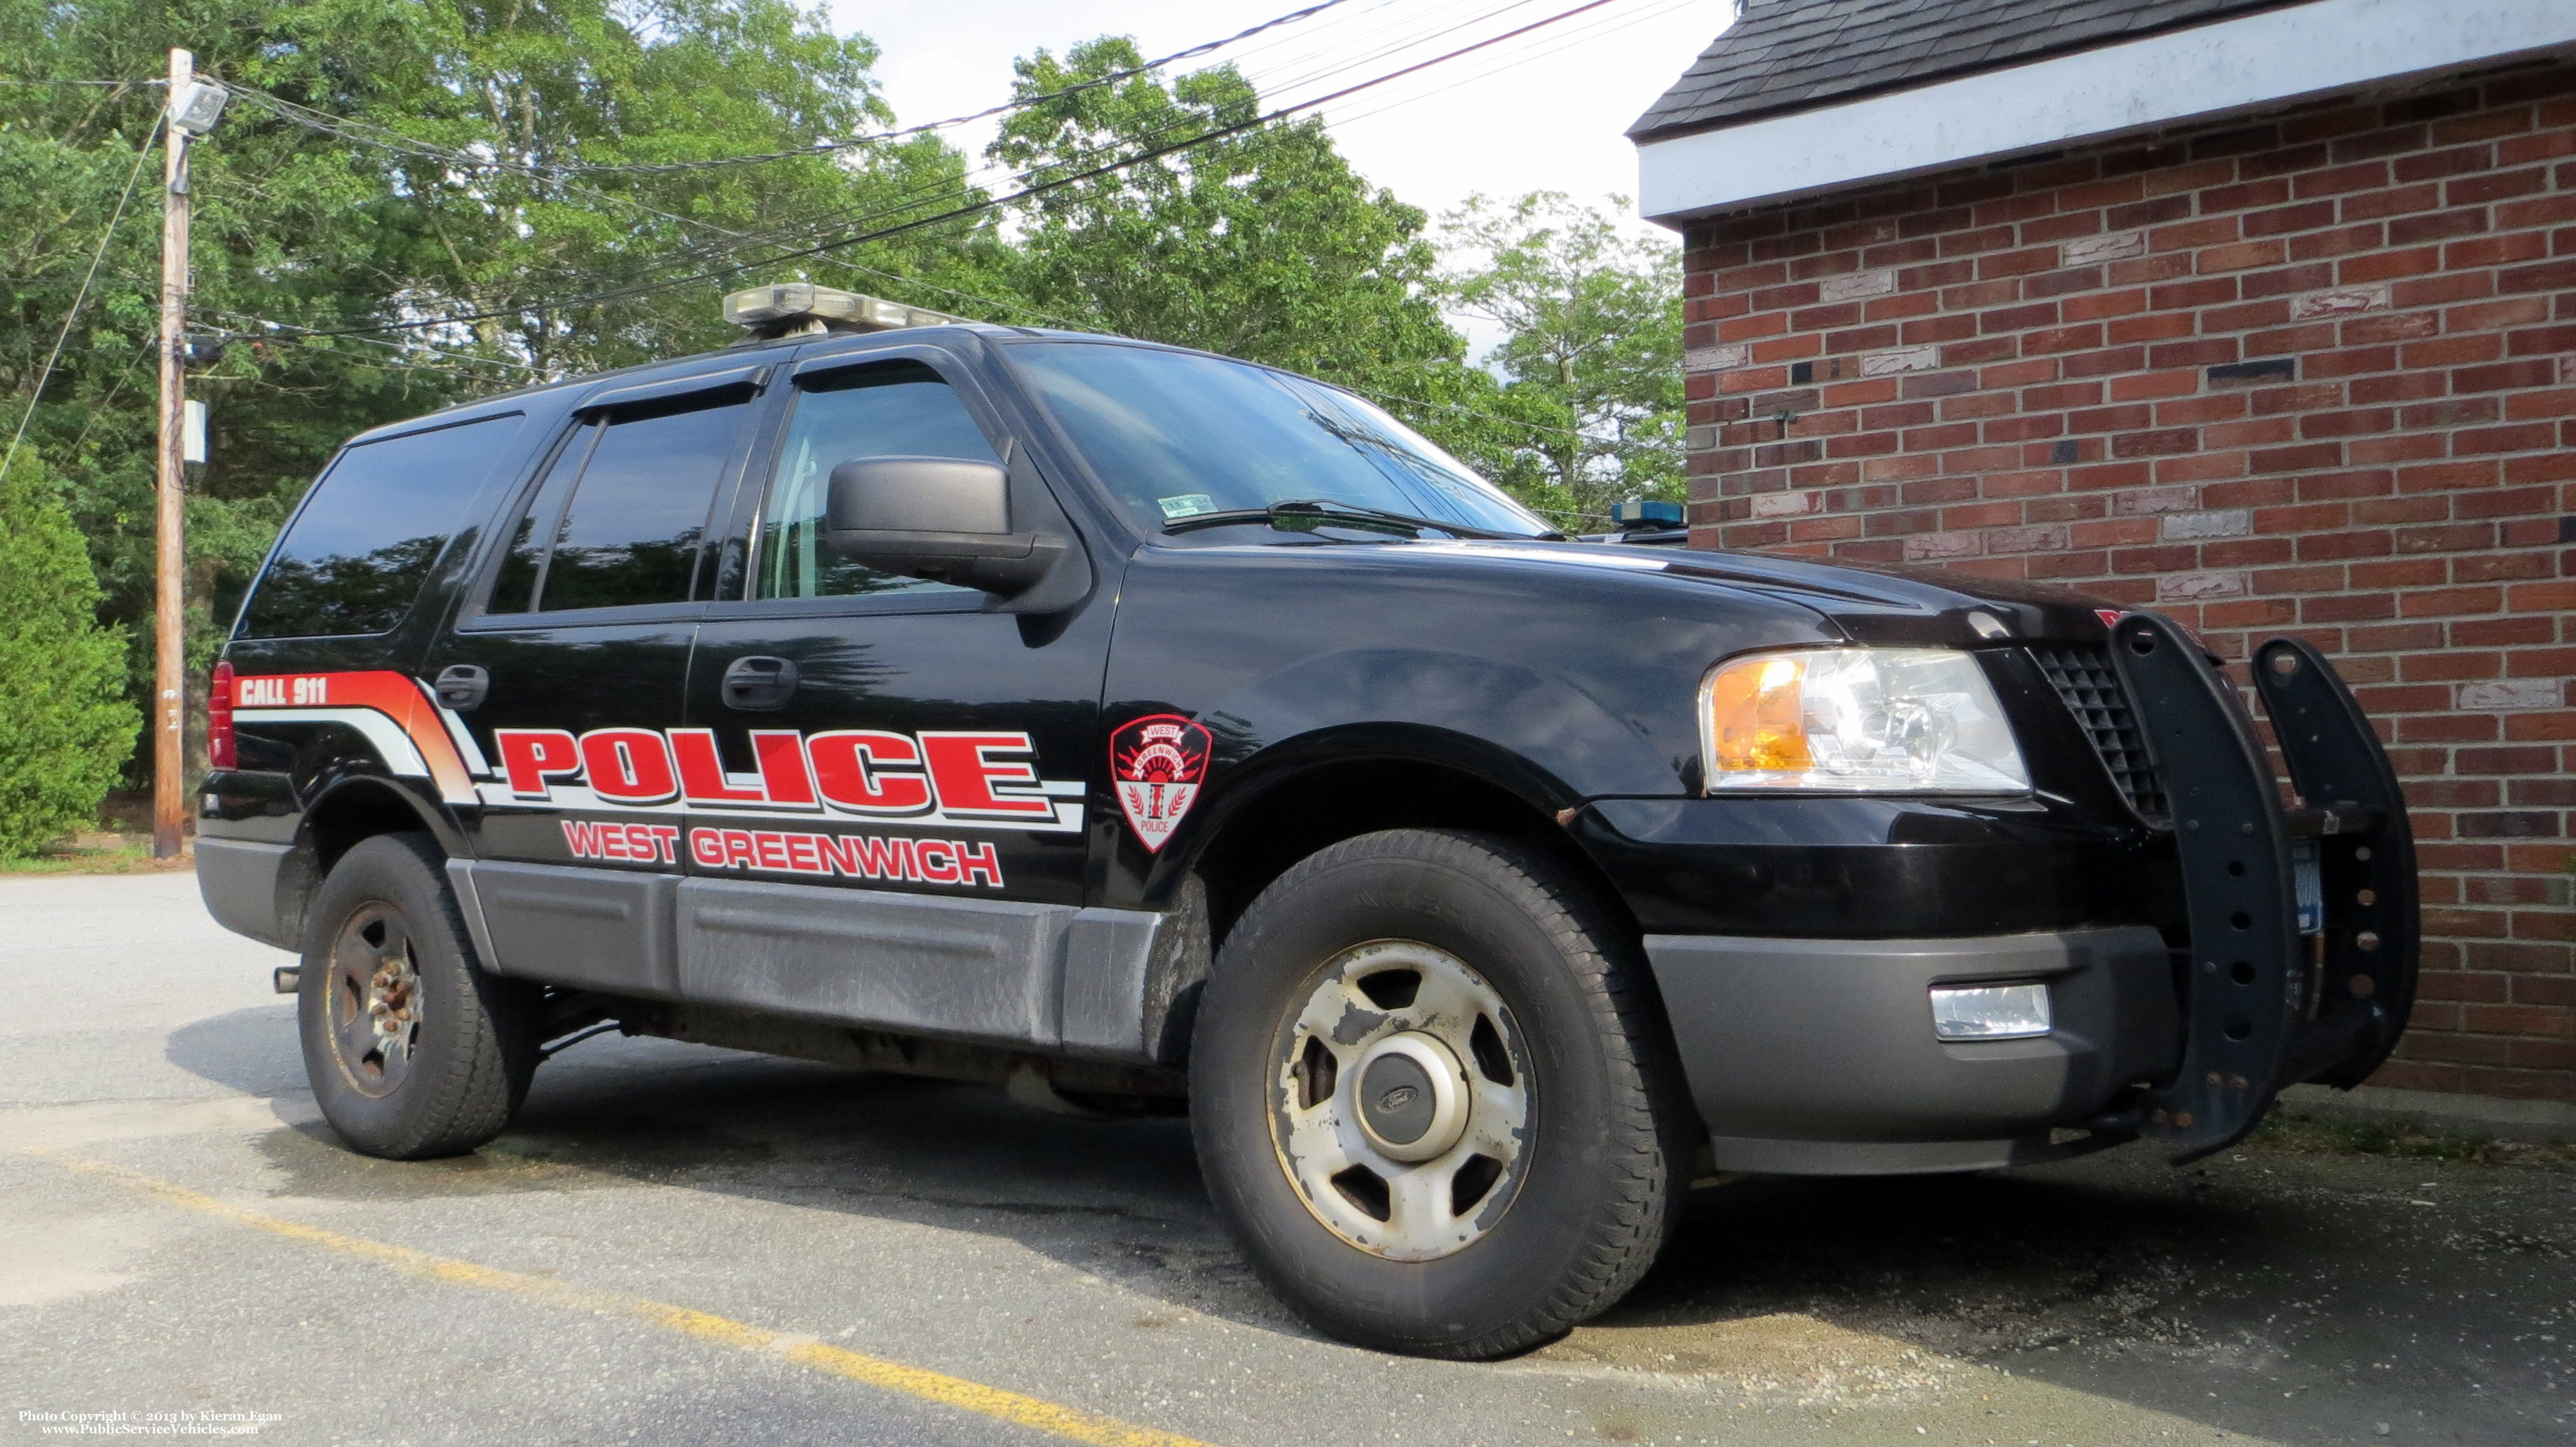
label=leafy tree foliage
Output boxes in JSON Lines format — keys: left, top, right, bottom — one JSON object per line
{"left": 1, "top": 0, "right": 993, "bottom": 783}
{"left": 1438, "top": 192, "right": 1684, "bottom": 520}
{"left": 0, "top": 453, "right": 137, "bottom": 857}
{"left": 1, "top": 8, "right": 1684, "bottom": 806}
{"left": 984, "top": 39, "right": 1541, "bottom": 499}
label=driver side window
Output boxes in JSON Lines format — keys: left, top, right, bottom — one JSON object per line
{"left": 754, "top": 361, "right": 1000, "bottom": 601}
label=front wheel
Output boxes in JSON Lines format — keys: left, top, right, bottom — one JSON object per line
{"left": 297, "top": 833, "right": 538, "bottom": 1159}
{"left": 1190, "top": 829, "right": 1691, "bottom": 1358}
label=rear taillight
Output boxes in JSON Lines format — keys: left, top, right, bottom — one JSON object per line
{"left": 209, "top": 660, "right": 236, "bottom": 769}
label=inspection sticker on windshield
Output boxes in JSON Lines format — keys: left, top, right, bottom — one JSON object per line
{"left": 1157, "top": 493, "right": 1218, "bottom": 519}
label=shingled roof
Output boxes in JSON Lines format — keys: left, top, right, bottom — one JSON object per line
{"left": 1631, "top": 0, "right": 2307, "bottom": 142}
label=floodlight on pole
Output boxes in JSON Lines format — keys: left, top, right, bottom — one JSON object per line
{"left": 166, "top": 78, "right": 229, "bottom": 136}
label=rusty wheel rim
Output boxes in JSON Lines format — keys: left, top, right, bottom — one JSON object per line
{"left": 325, "top": 902, "right": 423, "bottom": 1099}
{"left": 1267, "top": 940, "right": 1533, "bottom": 1261}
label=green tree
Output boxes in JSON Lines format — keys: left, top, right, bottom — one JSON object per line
{"left": 1, "top": 0, "right": 986, "bottom": 788}
{"left": 985, "top": 39, "right": 1536, "bottom": 490}
{"left": 0, "top": 453, "right": 137, "bottom": 858}
{"left": 1438, "top": 192, "right": 1684, "bottom": 521}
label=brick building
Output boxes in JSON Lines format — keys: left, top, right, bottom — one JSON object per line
{"left": 1633, "top": 0, "right": 2575, "bottom": 1112}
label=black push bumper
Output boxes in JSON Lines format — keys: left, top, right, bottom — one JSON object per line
{"left": 1642, "top": 621, "right": 2417, "bottom": 1173}
{"left": 2111, "top": 617, "right": 2419, "bottom": 1162}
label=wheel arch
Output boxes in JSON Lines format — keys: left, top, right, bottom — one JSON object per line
{"left": 276, "top": 777, "right": 463, "bottom": 951}
{"left": 1168, "top": 725, "right": 1641, "bottom": 954}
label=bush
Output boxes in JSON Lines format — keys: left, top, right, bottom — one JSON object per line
{"left": 0, "top": 451, "right": 137, "bottom": 858}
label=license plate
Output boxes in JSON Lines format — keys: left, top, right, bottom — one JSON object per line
{"left": 2292, "top": 840, "right": 2323, "bottom": 935}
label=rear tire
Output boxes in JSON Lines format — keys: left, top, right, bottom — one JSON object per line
{"left": 297, "top": 833, "right": 537, "bottom": 1159}
{"left": 1190, "top": 828, "right": 1691, "bottom": 1358}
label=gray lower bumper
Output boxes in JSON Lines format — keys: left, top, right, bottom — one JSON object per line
{"left": 1647, "top": 926, "right": 2179, "bottom": 1175}
{"left": 196, "top": 838, "right": 297, "bottom": 950}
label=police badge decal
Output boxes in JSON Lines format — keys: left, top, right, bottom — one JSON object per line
{"left": 1110, "top": 713, "right": 1212, "bottom": 853}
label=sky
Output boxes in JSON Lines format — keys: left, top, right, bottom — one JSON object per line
{"left": 820, "top": 0, "right": 1738, "bottom": 244}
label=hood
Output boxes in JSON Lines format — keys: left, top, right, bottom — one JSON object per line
{"left": 1408, "top": 539, "right": 2121, "bottom": 647}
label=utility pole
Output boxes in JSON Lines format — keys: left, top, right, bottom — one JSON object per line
{"left": 150, "top": 50, "right": 228, "bottom": 854}
{"left": 150, "top": 46, "right": 193, "bottom": 858}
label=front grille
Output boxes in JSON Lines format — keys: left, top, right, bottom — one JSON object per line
{"left": 2029, "top": 644, "right": 2169, "bottom": 823}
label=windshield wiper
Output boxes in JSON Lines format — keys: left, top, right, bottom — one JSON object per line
{"left": 1161, "top": 499, "right": 1551, "bottom": 542}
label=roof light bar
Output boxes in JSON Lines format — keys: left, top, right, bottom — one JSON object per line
{"left": 720, "top": 283, "right": 969, "bottom": 340}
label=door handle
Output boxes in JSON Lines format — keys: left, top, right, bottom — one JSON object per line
{"left": 720, "top": 655, "right": 799, "bottom": 711}
{"left": 433, "top": 664, "right": 489, "bottom": 711}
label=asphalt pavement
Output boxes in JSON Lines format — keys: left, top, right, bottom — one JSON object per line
{"left": 1, "top": 870, "right": 2568, "bottom": 1446}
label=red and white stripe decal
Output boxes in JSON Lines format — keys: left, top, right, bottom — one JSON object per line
{"left": 230, "top": 671, "right": 477, "bottom": 804}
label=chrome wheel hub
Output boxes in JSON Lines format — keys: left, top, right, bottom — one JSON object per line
{"left": 1270, "top": 940, "right": 1532, "bottom": 1261}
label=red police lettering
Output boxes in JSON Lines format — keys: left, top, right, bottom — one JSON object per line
{"left": 839, "top": 834, "right": 908, "bottom": 880}
{"left": 919, "top": 732, "right": 1054, "bottom": 818}
{"left": 751, "top": 730, "right": 819, "bottom": 807}
{"left": 668, "top": 728, "right": 766, "bottom": 805}
{"left": 580, "top": 728, "right": 679, "bottom": 804}
{"left": 560, "top": 820, "right": 678, "bottom": 864}
{"left": 914, "top": 841, "right": 962, "bottom": 884}
{"left": 497, "top": 729, "right": 582, "bottom": 800}
{"left": 807, "top": 731, "right": 932, "bottom": 815}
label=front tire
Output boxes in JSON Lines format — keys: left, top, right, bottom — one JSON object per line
{"left": 1190, "top": 829, "right": 1691, "bottom": 1358}
{"left": 297, "top": 833, "right": 537, "bottom": 1160}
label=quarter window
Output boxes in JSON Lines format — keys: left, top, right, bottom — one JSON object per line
{"left": 238, "top": 413, "right": 525, "bottom": 638}
{"left": 752, "top": 362, "right": 997, "bottom": 601}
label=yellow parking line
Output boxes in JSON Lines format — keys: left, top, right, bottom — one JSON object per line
{"left": 29, "top": 1148, "right": 1222, "bottom": 1447}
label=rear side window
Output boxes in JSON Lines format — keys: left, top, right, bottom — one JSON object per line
{"left": 238, "top": 413, "right": 525, "bottom": 638}
{"left": 492, "top": 394, "right": 751, "bottom": 614}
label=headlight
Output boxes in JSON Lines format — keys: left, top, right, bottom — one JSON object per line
{"left": 1698, "top": 647, "right": 2030, "bottom": 793}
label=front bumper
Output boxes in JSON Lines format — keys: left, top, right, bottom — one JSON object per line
{"left": 1649, "top": 926, "right": 2178, "bottom": 1174}
{"left": 1636, "top": 618, "right": 2418, "bottom": 1174}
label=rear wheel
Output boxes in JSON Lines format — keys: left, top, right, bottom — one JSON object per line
{"left": 298, "top": 833, "right": 537, "bottom": 1159}
{"left": 1190, "top": 829, "right": 1690, "bottom": 1358}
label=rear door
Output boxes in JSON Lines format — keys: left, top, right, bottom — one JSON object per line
{"left": 669, "top": 345, "right": 1112, "bottom": 1043}
{"left": 428, "top": 366, "right": 773, "bottom": 996}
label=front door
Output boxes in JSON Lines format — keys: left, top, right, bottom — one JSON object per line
{"left": 427, "top": 371, "right": 769, "bottom": 995}
{"left": 671, "top": 348, "right": 1114, "bottom": 1041}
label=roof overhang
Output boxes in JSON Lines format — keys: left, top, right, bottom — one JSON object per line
{"left": 1637, "top": 0, "right": 2576, "bottom": 226}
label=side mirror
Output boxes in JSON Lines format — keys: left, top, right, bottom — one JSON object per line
{"left": 824, "top": 455, "right": 1056, "bottom": 598}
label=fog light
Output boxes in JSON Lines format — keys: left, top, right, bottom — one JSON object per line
{"left": 1930, "top": 982, "right": 2052, "bottom": 1041}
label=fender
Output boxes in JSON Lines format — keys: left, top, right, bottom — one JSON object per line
{"left": 1151, "top": 719, "right": 1579, "bottom": 897}
{"left": 293, "top": 769, "right": 472, "bottom": 863}
{"left": 1190, "top": 647, "right": 1681, "bottom": 800}
{"left": 203, "top": 772, "right": 466, "bottom": 956}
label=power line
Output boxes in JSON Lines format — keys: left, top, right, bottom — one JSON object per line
{"left": 202, "top": 308, "right": 544, "bottom": 376}
{"left": 222, "top": 0, "right": 1417, "bottom": 313}
{"left": 224, "top": 0, "right": 1356, "bottom": 181}
{"left": 1, "top": 112, "right": 161, "bottom": 483}
{"left": 1327, "top": 0, "right": 1712, "bottom": 130}
{"left": 289, "top": 0, "right": 1632, "bottom": 341}
{"left": 219, "top": 0, "right": 1611, "bottom": 342}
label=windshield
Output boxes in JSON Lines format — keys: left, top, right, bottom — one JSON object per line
{"left": 1006, "top": 341, "right": 1551, "bottom": 540}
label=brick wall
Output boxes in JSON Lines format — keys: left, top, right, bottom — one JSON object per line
{"left": 1678, "top": 63, "right": 2576, "bottom": 1102}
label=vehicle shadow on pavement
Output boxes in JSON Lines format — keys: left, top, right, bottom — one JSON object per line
{"left": 168, "top": 1009, "right": 2575, "bottom": 1444}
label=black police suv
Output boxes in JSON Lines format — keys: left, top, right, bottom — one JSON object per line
{"left": 198, "top": 289, "right": 2418, "bottom": 1359}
